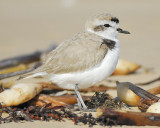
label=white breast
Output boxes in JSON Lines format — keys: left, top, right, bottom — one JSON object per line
{"left": 50, "top": 41, "right": 120, "bottom": 89}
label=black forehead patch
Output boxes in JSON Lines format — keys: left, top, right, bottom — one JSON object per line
{"left": 111, "top": 17, "right": 119, "bottom": 23}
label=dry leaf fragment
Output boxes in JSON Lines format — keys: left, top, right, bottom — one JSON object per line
{"left": 29, "top": 94, "right": 67, "bottom": 107}
{"left": 28, "top": 95, "right": 80, "bottom": 107}
{"left": 113, "top": 59, "right": 140, "bottom": 75}
{"left": 0, "top": 83, "right": 43, "bottom": 107}
{"left": 50, "top": 95, "right": 78, "bottom": 105}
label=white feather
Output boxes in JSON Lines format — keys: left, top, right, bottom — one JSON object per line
{"left": 50, "top": 41, "right": 120, "bottom": 89}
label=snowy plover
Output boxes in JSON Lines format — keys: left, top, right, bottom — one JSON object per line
{"left": 21, "top": 13, "right": 130, "bottom": 110}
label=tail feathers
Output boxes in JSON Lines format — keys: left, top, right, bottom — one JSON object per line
{"left": 18, "top": 72, "right": 48, "bottom": 80}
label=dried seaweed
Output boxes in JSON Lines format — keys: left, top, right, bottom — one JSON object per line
{"left": 0, "top": 91, "right": 122, "bottom": 127}
{"left": 104, "top": 99, "right": 126, "bottom": 109}
{"left": 84, "top": 92, "right": 125, "bottom": 110}
{"left": 84, "top": 92, "right": 112, "bottom": 109}
{"left": 0, "top": 103, "right": 97, "bottom": 126}
{"left": 0, "top": 102, "right": 122, "bottom": 127}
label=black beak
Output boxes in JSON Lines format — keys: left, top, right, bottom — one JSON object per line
{"left": 117, "top": 28, "right": 130, "bottom": 34}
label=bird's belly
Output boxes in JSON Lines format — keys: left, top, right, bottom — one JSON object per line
{"left": 50, "top": 46, "right": 120, "bottom": 89}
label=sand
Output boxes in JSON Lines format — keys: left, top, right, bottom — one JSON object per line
{"left": 0, "top": 0, "right": 160, "bottom": 127}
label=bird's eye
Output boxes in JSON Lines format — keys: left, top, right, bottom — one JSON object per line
{"left": 104, "top": 24, "right": 111, "bottom": 27}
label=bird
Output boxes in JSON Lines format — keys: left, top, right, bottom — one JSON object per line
{"left": 20, "top": 12, "right": 130, "bottom": 110}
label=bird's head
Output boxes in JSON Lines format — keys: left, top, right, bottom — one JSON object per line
{"left": 85, "top": 13, "right": 130, "bottom": 40}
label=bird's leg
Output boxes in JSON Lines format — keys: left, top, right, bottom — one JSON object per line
{"left": 74, "top": 84, "right": 87, "bottom": 110}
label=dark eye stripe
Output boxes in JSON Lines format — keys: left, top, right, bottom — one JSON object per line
{"left": 94, "top": 25, "right": 104, "bottom": 31}
{"left": 111, "top": 17, "right": 119, "bottom": 23}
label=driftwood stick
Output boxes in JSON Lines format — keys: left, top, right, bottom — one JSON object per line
{"left": 0, "top": 44, "right": 56, "bottom": 69}
{"left": 147, "top": 86, "right": 160, "bottom": 95}
{"left": 0, "top": 62, "right": 42, "bottom": 80}
{"left": 0, "top": 51, "right": 41, "bottom": 69}
{"left": 97, "top": 107, "right": 160, "bottom": 126}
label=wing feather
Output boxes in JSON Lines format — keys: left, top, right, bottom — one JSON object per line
{"left": 22, "top": 32, "right": 108, "bottom": 78}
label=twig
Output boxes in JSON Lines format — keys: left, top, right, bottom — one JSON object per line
{"left": 0, "top": 44, "right": 56, "bottom": 69}
{"left": 0, "top": 62, "right": 42, "bottom": 80}
{"left": 136, "top": 76, "right": 160, "bottom": 85}
{"left": 108, "top": 76, "right": 160, "bottom": 86}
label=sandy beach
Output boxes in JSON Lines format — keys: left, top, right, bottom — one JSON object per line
{"left": 0, "top": 0, "right": 160, "bottom": 127}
